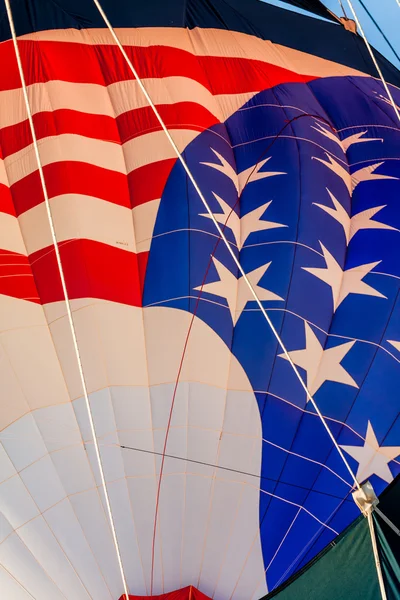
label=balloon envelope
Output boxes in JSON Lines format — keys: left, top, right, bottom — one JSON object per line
{"left": 0, "top": 1, "right": 400, "bottom": 599}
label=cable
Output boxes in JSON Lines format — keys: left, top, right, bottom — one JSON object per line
{"left": 337, "top": 0, "right": 349, "bottom": 18}
{"left": 368, "top": 511, "right": 388, "bottom": 600}
{"left": 346, "top": 0, "right": 400, "bottom": 123}
{"left": 357, "top": 0, "right": 400, "bottom": 65}
{"left": 3, "top": 3, "right": 130, "bottom": 599}
{"left": 91, "top": 1, "right": 362, "bottom": 497}
{"left": 88, "top": 3, "right": 365, "bottom": 590}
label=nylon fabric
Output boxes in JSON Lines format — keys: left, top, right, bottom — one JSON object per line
{"left": 1, "top": 2, "right": 400, "bottom": 599}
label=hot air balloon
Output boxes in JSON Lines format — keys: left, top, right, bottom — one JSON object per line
{"left": 0, "top": 1, "right": 399, "bottom": 599}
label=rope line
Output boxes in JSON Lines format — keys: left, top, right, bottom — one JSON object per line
{"left": 346, "top": 0, "right": 400, "bottom": 123}
{"left": 88, "top": 2, "right": 365, "bottom": 590}
{"left": 3, "top": 3, "right": 130, "bottom": 599}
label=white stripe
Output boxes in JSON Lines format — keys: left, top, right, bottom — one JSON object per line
{"left": 0, "top": 77, "right": 242, "bottom": 129}
{"left": 15, "top": 195, "right": 161, "bottom": 256}
{"left": 3, "top": 129, "right": 198, "bottom": 186}
{"left": 0, "top": 212, "right": 26, "bottom": 254}
{"left": 0, "top": 159, "right": 8, "bottom": 186}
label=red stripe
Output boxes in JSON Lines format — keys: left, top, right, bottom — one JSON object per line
{"left": 29, "top": 240, "right": 145, "bottom": 306}
{"left": 9, "top": 158, "right": 174, "bottom": 216}
{"left": 0, "top": 184, "right": 16, "bottom": 216}
{"left": 10, "top": 162, "right": 131, "bottom": 215}
{"left": 116, "top": 102, "right": 219, "bottom": 144}
{"left": 128, "top": 159, "right": 176, "bottom": 208}
{"left": 0, "top": 110, "right": 120, "bottom": 158}
{"left": 0, "top": 40, "right": 314, "bottom": 92}
{"left": 0, "top": 102, "right": 217, "bottom": 158}
{"left": 0, "top": 249, "right": 39, "bottom": 303}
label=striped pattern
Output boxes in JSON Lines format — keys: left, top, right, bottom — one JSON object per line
{"left": 0, "top": 27, "right": 369, "bottom": 308}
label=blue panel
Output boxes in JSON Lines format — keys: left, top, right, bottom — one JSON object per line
{"left": 144, "top": 74, "right": 400, "bottom": 588}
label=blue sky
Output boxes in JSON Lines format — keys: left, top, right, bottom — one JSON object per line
{"left": 263, "top": 0, "right": 400, "bottom": 70}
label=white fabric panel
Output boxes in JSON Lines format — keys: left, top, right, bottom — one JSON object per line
{"left": 0, "top": 413, "right": 48, "bottom": 471}
{"left": 0, "top": 337, "right": 29, "bottom": 430}
{"left": 106, "top": 478, "right": 148, "bottom": 594}
{"left": 119, "top": 429, "right": 156, "bottom": 478}
{"left": 0, "top": 476, "right": 39, "bottom": 529}
{"left": 0, "top": 512, "right": 13, "bottom": 543}
{"left": 50, "top": 445, "right": 95, "bottom": 496}
{"left": 0, "top": 533, "right": 66, "bottom": 600}
{"left": 214, "top": 483, "right": 267, "bottom": 600}
{"left": 224, "top": 389, "right": 264, "bottom": 436}
{"left": 180, "top": 473, "right": 214, "bottom": 587}
{"left": 150, "top": 382, "right": 189, "bottom": 431}
{"left": 0, "top": 565, "right": 34, "bottom": 600}
{"left": 185, "top": 427, "right": 221, "bottom": 467}
{"left": 18, "top": 195, "right": 138, "bottom": 255}
{"left": 188, "top": 383, "right": 227, "bottom": 431}
{"left": 0, "top": 307, "right": 266, "bottom": 597}
{"left": 33, "top": 403, "right": 83, "bottom": 453}
{"left": 0, "top": 212, "right": 26, "bottom": 254}
{"left": 1, "top": 324, "right": 70, "bottom": 413}
{"left": 0, "top": 443, "right": 17, "bottom": 483}
{"left": 70, "top": 489, "right": 121, "bottom": 598}
{"left": 111, "top": 386, "right": 153, "bottom": 432}
{"left": 48, "top": 301, "right": 149, "bottom": 399}
{"left": 158, "top": 474, "right": 185, "bottom": 593}
{"left": 20, "top": 455, "right": 66, "bottom": 513}
{"left": 133, "top": 198, "right": 161, "bottom": 253}
{"left": 127, "top": 476, "right": 163, "bottom": 594}
{"left": 18, "top": 516, "right": 92, "bottom": 600}
{"left": 0, "top": 81, "right": 115, "bottom": 128}
{"left": 123, "top": 129, "right": 198, "bottom": 173}
{"left": 45, "top": 498, "right": 113, "bottom": 600}
{"left": 197, "top": 479, "right": 248, "bottom": 597}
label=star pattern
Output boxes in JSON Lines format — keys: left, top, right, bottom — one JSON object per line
{"left": 312, "top": 121, "right": 381, "bottom": 152}
{"left": 200, "top": 148, "right": 285, "bottom": 194}
{"left": 340, "top": 422, "right": 400, "bottom": 483}
{"left": 302, "top": 243, "right": 386, "bottom": 310}
{"left": 313, "top": 154, "right": 397, "bottom": 194}
{"left": 195, "top": 258, "right": 283, "bottom": 324}
{"left": 314, "top": 189, "right": 398, "bottom": 243}
{"left": 278, "top": 322, "right": 358, "bottom": 395}
{"left": 388, "top": 340, "right": 400, "bottom": 352}
{"left": 200, "top": 194, "right": 287, "bottom": 249}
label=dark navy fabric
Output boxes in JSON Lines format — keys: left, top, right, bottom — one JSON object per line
{"left": 144, "top": 75, "right": 400, "bottom": 589}
{"left": 0, "top": 0, "right": 400, "bottom": 85}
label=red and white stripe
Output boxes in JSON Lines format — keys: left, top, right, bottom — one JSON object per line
{"left": 0, "top": 26, "right": 370, "bottom": 308}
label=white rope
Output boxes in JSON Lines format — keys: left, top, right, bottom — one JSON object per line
{"left": 367, "top": 511, "right": 388, "bottom": 600}
{"left": 375, "top": 507, "right": 400, "bottom": 537}
{"left": 3, "top": 3, "right": 130, "bottom": 599}
{"left": 91, "top": 0, "right": 361, "bottom": 492}
{"left": 346, "top": 0, "right": 400, "bottom": 123}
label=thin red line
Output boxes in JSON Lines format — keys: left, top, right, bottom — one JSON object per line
{"left": 149, "top": 113, "right": 336, "bottom": 596}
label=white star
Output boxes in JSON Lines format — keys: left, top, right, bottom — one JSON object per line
{"left": 302, "top": 243, "right": 386, "bottom": 310}
{"left": 341, "top": 130, "right": 382, "bottom": 152}
{"left": 314, "top": 189, "right": 398, "bottom": 244}
{"left": 341, "top": 422, "right": 400, "bottom": 484}
{"left": 200, "top": 194, "right": 287, "bottom": 249}
{"left": 313, "top": 154, "right": 396, "bottom": 194}
{"left": 200, "top": 148, "right": 285, "bottom": 194}
{"left": 312, "top": 122, "right": 383, "bottom": 152}
{"left": 311, "top": 122, "right": 381, "bottom": 152}
{"left": 195, "top": 258, "right": 283, "bottom": 324}
{"left": 351, "top": 162, "right": 397, "bottom": 192}
{"left": 278, "top": 322, "right": 357, "bottom": 395}
{"left": 388, "top": 340, "right": 400, "bottom": 352}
